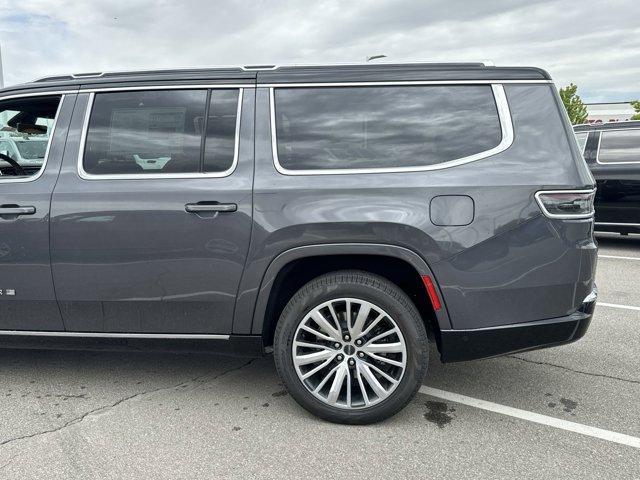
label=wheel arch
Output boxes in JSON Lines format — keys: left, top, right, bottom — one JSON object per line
{"left": 250, "top": 243, "right": 452, "bottom": 347}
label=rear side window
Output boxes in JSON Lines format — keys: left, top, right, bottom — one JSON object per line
{"left": 273, "top": 85, "right": 503, "bottom": 172}
{"left": 204, "top": 90, "right": 240, "bottom": 173}
{"left": 598, "top": 129, "right": 640, "bottom": 164}
{"left": 83, "top": 89, "right": 240, "bottom": 176}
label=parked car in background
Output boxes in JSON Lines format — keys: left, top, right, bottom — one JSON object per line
{"left": 575, "top": 121, "right": 640, "bottom": 235}
{"left": 0, "top": 62, "right": 597, "bottom": 424}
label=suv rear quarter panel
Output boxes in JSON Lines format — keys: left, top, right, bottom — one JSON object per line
{"left": 235, "top": 84, "right": 596, "bottom": 334}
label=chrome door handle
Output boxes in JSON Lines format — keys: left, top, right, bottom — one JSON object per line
{"left": 0, "top": 206, "right": 36, "bottom": 216}
{"left": 185, "top": 203, "right": 237, "bottom": 213}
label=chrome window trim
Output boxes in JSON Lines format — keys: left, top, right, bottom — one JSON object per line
{"left": 77, "top": 87, "right": 244, "bottom": 180}
{"left": 0, "top": 93, "right": 66, "bottom": 184}
{"left": 0, "top": 330, "right": 229, "bottom": 339}
{"left": 80, "top": 84, "right": 254, "bottom": 93}
{"left": 534, "top": 189, "right": 596, "bottom": 220}
{"left": 595, "top": 128, "right": 640, "bottom": 165}
{"left": 269, "top": 83, "right": 514, "bottom": 176}
{"left": 262, "top": 79, "right": 551, "bottom": 88}
{"left": 0, "top": 90, "right": 77, "bottom": 100}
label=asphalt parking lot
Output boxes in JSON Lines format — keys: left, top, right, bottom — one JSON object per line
{"left": 0, "top": 232, "right": 639, "bottom": 479}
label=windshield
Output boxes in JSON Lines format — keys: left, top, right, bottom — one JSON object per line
{"left": 13, "top": 139, "right": 48, "bottom": 160}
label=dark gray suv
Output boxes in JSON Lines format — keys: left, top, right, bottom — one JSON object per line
{"left": 0, "top": 62, "right": 597, "bottom": 424}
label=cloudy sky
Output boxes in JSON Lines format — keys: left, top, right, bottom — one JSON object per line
{"left": 0, "top": 0, "right": 638, "bottom": 102}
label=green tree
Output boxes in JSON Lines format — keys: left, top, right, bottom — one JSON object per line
{"left": 559, "top": 83, "right": 588, "bottom": 125}
{"left": 631, "top": 100, "right": 640, "bottom": 120}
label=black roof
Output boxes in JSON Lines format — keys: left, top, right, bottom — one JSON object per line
{"left": 0, "top": 62, "right": 551, "bottom": 96}
{"left": 574, "top": 120, "right": 640, "bottom": 132}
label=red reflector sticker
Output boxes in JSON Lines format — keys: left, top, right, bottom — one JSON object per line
{"left": 421, "top": 275, "right": 442, "bottom": 311}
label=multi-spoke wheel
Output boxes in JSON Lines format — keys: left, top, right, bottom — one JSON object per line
{"left": 293, "top": 298, "right": 407, "bottom": 409}
{"left": 274, "top": 271, "right": 429, "bottom": 424}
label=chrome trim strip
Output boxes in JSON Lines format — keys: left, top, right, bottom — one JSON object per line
{"left": 595, "top": 222, "right": 640, "bottom": 227}
{"left": 242, "top": 65, "right": 278, "bottom": 71}
{"left": 0, "top": 94, "right": 66, "bottom": 184}
{"left": 0, "top": 90, "right": 78, "bottom": 100}
{"left": 583, "top": 290, "right": 598, "bottom": 304}
{"left": 595, "top": 128, "right": 640, "bottom": 165}
{"left": 262, "top": 79, "right": 552, "bottom": 88}
{"left": 0, "top": 330, "right": 230, "bottom": 339}
{"left": 269, "top": 83, "right": 514, "bottom": 176}
{"left": 534, "top": 189, "right": 596, "bottom": 220}
{"left": 77, "top": 88, "right": 244, "bottom": 180}
{"left": 80, "top": 84, "right": 254, "bottom": 93}
{"left": 72, "top": 72, "right": 105, "bottom": 79}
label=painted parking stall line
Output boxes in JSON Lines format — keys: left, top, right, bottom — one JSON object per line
{"left": 598, "top": 302, "right": 640, "bottom": 312}
{"left": 419, "top": 386, "right": 640, "bottom": 449}
{"left": 598, "top": 255, "right": 640, "bottom": 261}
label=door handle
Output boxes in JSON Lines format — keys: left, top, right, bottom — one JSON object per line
{"left": 185, "top": 203, "right": 237, "bottom": 213}
{"left": 0, "top": 206, "right": 36, "bottom": 216}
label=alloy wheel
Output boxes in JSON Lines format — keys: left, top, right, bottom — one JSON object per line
{"left": 292, "top": 298, "right": 407, "bottom": 409}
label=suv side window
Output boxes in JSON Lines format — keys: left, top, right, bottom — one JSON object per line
{"left": 0, "top": 95, "right": 61, "bottom": 179}
{"left": 204, "top": 89, "right": 240, "bottom": 173}
{"left": 272, "top": 85, "right": 503, "bottom": 172}
{"left": 598, "top": 129, "right": 640, "bottom": 164}
{"left": 82, "top": 89, "right": 240, "bottom": 176}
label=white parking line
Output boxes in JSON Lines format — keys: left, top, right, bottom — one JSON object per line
{"left": 598, "top": 302, "right": 640, "bottom": 312}
{"left": 598, "top": 255, "right": 640, "bottom": 261}
{"left": 419, "top": 386, "right": 640, "bottom": 449}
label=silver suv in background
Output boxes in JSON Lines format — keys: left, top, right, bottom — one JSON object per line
{"left": 0, "top": 62, "right": 597, "bottom": 424}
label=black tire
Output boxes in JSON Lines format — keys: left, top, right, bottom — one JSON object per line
{"left": 273, "top": 270, "right": 429, "bottom": 424}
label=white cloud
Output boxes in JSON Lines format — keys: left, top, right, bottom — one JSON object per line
{"left": 0, "top": 0, "right": 638, "bottom": 101}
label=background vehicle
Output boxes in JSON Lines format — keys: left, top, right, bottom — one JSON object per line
{"left": 575, "top": 121, "right": 640, "bottom": 234}
{"left": 0, "top": 63, "right": 597, "bottom": 424}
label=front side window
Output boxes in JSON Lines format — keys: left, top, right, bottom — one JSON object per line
{"left": 598, "top": 129, "right": 640, "bottom": 164}
{"left": 0, "top": 95, "right": 61, "bottom": 178}
{"left": 83, "top": 89, "right": 240, "bottom": 176}
{"left": 273, "top": 85, "right": 503, "bottom": 172}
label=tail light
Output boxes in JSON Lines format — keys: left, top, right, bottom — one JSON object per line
{"left": 534, "top": 190, "right": 595, "bottom": 219}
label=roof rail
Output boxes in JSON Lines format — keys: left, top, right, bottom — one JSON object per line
{"left": 30, "top": 61, "right": 500, "bottom": 84}
{"left": 71, "top": 72, "right": 105, "bottom": 79}
{"left": 242, "top": 65, "right": 278, "bottom": 71}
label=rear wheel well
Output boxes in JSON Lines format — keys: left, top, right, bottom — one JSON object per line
{"left": 261, "top": 255, "right": 439, "bottom": 348}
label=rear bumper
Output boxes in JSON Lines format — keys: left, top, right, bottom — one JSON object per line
{"left": 438, "top": 285, "right": 597, "bottom": 363}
